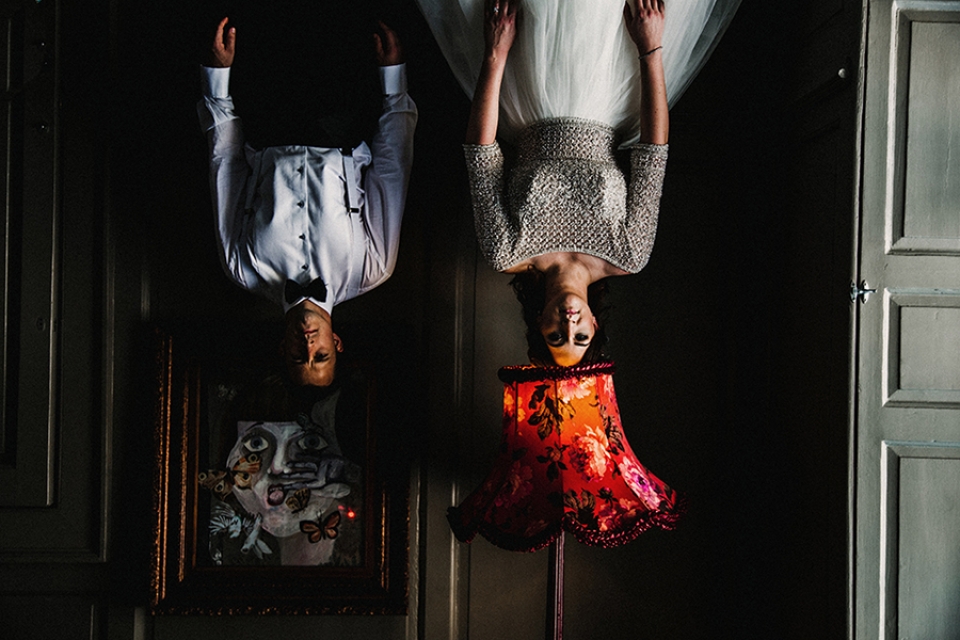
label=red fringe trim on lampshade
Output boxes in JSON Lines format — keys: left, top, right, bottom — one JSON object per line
{"left": 448, "top": 494, "right": 687, "bottom": 553}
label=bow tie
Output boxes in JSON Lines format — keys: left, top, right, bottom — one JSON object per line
{"left": 285, "top": 277, "right": 327, "bottom": 304}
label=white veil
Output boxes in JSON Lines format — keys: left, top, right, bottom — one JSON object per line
{"left": 414, "top": 0, "right": 741, "bottom": 145}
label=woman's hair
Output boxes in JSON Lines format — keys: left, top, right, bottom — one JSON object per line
{"left": 509, "top": 268, "right": 610, "bottom": 366}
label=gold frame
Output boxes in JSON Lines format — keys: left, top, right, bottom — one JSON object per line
{"left": 149, "top": 328, "right": 408, "bottom": 615}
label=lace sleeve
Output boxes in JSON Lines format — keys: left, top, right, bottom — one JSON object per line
{"left": 464, "top": 142, "right": 513, "bottom": 270}
{"left": 625, "top": 143, "right": 668, "bottom": 271}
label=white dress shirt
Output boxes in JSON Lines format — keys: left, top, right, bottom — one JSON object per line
{"left": 198, "top": 64, "right": 417, "bottom": 315}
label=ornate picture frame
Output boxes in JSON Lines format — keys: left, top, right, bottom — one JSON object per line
{"left": 149, "top": 327, "right": 408, "bottom": 614}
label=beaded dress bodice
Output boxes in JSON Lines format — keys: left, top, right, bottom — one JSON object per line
{"left": 465, "top": 118, "right": 667, "bottom": 273}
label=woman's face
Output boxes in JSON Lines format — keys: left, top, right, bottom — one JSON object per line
{"left": 538, "top": 292, "right": 597, "bottom": 366}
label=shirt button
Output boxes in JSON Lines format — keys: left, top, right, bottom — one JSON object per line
{"left": 297, "top": 166, "right": 304, "bottom": 174}
{"left": 302, "top": 265, "right": 308, "bottom": 271}
{"left": 299, "top": 234, "right": 306, "bottom": 240}
{"left": 297, "top": 201, "right": 304, "bottom": 208}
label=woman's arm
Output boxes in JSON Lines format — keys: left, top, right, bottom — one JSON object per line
{"left": 624, "top": 0, "right": 668, "bottom": 145}
{"left": 465, "top": 0, "right": 517, "bottom": 145}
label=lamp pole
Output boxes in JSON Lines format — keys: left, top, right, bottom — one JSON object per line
{"left": 546, "top": 530, "right": 565, "bottom": 640}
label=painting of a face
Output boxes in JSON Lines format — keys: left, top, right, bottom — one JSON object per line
{"left": 227, "top": 420, "right": 359, "bottom": 538}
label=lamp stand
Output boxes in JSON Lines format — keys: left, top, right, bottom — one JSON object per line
{"left": 546, "top": 531, "right": 565, "bottom": 640}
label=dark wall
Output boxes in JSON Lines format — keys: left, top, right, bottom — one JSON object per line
{"left": 0, "top": 0, "right": 857, "bottom": 638}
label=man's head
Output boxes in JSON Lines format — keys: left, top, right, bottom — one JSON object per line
{"left": 282, "top": 300, "right": 343, "bottom": 387}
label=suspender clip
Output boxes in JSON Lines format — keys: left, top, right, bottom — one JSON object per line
{"left": 341, "top": 147, "right": 361, "bottom": 213}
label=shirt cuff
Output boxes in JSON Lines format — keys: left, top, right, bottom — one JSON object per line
{"left": 379, "top": 63, "right": 407, "bottom": 96}
{"left": 201, "top": 66, "right": 232, "bottom": 99}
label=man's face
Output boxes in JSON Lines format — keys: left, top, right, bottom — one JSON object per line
{"left": 227, "top": 421, "right": 353, "bottom": 537}
{"left": 282, "top": 303, "right": 343, "bottom": 387}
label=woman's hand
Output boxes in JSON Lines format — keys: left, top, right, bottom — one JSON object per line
{"left": 623, "top": 0, "right": 664, "bottom": 57}
{"left": 484, "top": 0, "right": 517, "bottom": 60}
{"left": 467, "top": 0, "right": 516, "bottom": 144}
{"left": 207, "top": 17, "right": 236, "bottom": 68}
{"left": 625, "top": 0, "right": 668, "bottom": 144}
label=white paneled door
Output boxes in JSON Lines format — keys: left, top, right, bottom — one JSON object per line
{"left": 856, "top": 2, "right": 960, "bottom": 638}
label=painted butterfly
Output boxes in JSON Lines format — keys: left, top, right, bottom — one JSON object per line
{"left": 231, "top": 453, "right": 262, "bottom": 489}
{"left": 198, "top": 469, "right": 233, "bottom": 499}
{"left": 285, "top": 487, "right": 311, "bottom": 513}
{"left": 299, "top": 510, "right": 341, "bottom": 543}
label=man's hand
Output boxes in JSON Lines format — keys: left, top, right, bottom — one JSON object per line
{"left": 207, "top": 17, "right": 236, "bottom": 68}
{"left": 623, "top": 0, "right": 665, "bottom": 57}
{"left": 374, "top": 21, "right": 404, "bottom": 66}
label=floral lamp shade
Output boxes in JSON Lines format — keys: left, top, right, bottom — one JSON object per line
{"left": 448, "top": 361, "right": 685, "bottom": 552}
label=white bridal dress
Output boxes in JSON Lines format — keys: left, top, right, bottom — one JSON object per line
{"left": 414, "top": 0, "right": 740, "bottom": 145}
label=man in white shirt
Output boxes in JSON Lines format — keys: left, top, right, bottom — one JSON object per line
{"left": 199, "top": 18, "right": 417, "bottom": 386}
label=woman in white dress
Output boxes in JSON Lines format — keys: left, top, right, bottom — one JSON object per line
{"left": 418, "top": 0, "right": 738, "bottom": 365}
